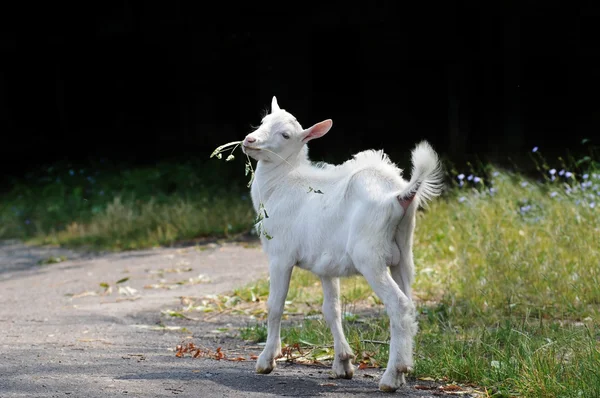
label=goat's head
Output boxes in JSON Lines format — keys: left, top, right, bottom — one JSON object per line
{"left": 242, "top": 96, "right": 332, "bottom": 163}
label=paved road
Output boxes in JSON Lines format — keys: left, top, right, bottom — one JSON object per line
{"left": 0, "top": 240, "right": 472, "bottom": 397}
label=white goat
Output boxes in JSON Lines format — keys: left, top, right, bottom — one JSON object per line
{"left": 242, "top": 96, "right": 443, "bottom": 392}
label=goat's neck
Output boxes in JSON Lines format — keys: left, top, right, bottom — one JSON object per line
{"left": 252, "top": 153, "right": 309, "bottom": 207}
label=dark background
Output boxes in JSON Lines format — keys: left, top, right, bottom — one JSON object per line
{"left": 1, "top": 1, "right": 599, "bottom": 188}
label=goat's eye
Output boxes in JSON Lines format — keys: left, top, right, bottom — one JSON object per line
{"left": 281, "top": 132, "right": 290, "bottom": 139}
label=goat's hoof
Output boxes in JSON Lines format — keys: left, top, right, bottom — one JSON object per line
{"left": 255, "top": 355, "right": 276, "bottom": 374}
{"left": 331, "top": 358, "right": 354, "bottom": 379}
{"left": 378, "top": 369, "right": 406, "bottom": 392}
{"left": 379, "top": 384, "right": 398, "bottom": 393}
{"left": 256, "top": 365, "right": 274, "bottom": 374}
{"left": 330, "top": 368, "right": 354, "bottom": 380}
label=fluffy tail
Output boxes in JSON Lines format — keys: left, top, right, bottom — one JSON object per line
{"left": 397, "top": 141, "right": 444, "bottom": 210}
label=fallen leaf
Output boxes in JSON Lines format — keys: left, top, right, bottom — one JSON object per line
{"left": 439, "top": 384, "right": 464, "bottom": 392}
{"left": 78, "top": 338, "right": 112, "bottom": 344}
{"left": 116, "top": 296, "right": 141, "bottom": 302}
{"left": 118, "top": 286, "right": 138, "bottom": 296}
{"left": 132, "top": 324, "right": 182, "bottom": 331}
{"left": 161, "top": 309, "right": 200, "bottom": 321}
{"left": 71, "top": 291, "right": 98, "bottom": 299}
{"left": 415, "top": 385, "right": 434, "bottom": 390}
{"left": 116, "top": 277, "right": 130, "bottom": 284}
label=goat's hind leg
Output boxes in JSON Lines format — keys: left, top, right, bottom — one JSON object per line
{"left": 357, "top": 258, "right": 417, "bottom": 392}
{"left": 390, "top": 209, "right": 417, "bottom": 300}
{"left": 321, "top": 276, "right": 355, "bottom": 379}
{"left": 256, "top": 259, "right": 293, "bottom": 374}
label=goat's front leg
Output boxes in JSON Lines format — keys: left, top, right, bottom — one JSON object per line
{"left": 321, "top": 276, "right": 355, "bottom": 379}
{"left": 256, "top": 259, "right": 293, "bottom": 374}
{"left": 359, "top": 262, "right": 417, "bottom": 392}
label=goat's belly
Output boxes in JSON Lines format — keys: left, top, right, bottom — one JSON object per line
{"left": 296, "top": 252, "right": 359, "bottom": 277}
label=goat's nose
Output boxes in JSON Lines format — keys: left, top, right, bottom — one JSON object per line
{"left": 245, "top": 136, "right": 256, "bottom": 144}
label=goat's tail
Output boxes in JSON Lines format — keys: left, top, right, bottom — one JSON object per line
{"left": 396, "top": 141, "right": 444, "bottom": 210}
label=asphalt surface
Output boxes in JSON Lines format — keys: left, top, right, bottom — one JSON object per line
{"left": 0, "top": 239, "right": 477, "bottom": 397}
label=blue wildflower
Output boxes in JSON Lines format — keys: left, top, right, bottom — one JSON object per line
{"left": 559, "top": 169, "right": 565, "bottom": 176}
{"left": 489, "top": 187, "right": 497, "bottom": 195}
{"left": 549, "top": 169, "right": 556, "bottom": 175}
{"left": 473, "top": 176, "right": 481, "bottom": 183}
{"left": 520, "top": 181, "right": 528, "bottom": 187}
{"left": 583, "top": 174, "right": 589, "bottom": 180}
{"left": 565, "top": 171, "right": 573, "bottom": 178}
{"left": 550, "top": 176, "right": 556, "bottom": 181}
{"left": 550, "top": 191, "right": 558, "bottom": 197}
{"left": 532, "top": 146, "right": 539, "bottom": 152}
{"left": 457, "top": 174, "right": 465, "bottom": 180}
{"left": 458, "top": 196, "right": 467, "bottom": 203}
{"left": 520, "top": 205, "right": 532, "bottom": 213}
{"left": 467, "top": 174, "right": 473, "bottom": 181}
{"left": 591, "top": 202, "right": 596, "bottom": 208}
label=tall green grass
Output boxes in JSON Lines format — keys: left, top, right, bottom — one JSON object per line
{"left": 0, "top": 158, "right": 255, "bottom": 250}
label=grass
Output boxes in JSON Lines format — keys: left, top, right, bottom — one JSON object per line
{"left": 0, "top": 157, "right": 255, "bottom": 250}
{"left": 2, "top": 143, "right": 599, "bottom": 397}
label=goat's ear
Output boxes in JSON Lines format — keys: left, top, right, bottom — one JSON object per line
{"left": 271, "top": 96, "right": 280, "bottom": 113}
{"left": 302, "top": 119, "right": 333, "bottom": 142}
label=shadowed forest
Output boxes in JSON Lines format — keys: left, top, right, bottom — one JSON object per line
{"left": 1, "top": 2, "right": 599, "bottom": 187}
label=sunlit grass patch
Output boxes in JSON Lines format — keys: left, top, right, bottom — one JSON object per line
{"left": 30, "top": 195, "right": 254, "bottom": 250}
{"left": 0, "top": 159, "right": 256, "bottom": 250}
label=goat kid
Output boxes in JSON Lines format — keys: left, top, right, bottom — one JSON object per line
{"left": 242, "top": 96, "right": 443, "bottom": 392}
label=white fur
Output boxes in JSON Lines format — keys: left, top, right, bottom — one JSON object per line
{"left": 242, "top": 96, "right": 443, "bottom": 392}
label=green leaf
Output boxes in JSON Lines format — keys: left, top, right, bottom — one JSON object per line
{"left": 576, "top": 156, "right": 591, "bottom": 166}
{"left": 100, "top": 282, "right": 110, "bottom": 289}
{"left": 116, "top": 277, "right": 130, "bottom": 284}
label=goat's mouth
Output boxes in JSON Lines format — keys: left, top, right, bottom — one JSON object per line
{"left": 242, "top": 145, "right": 261, "bottom": 152}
